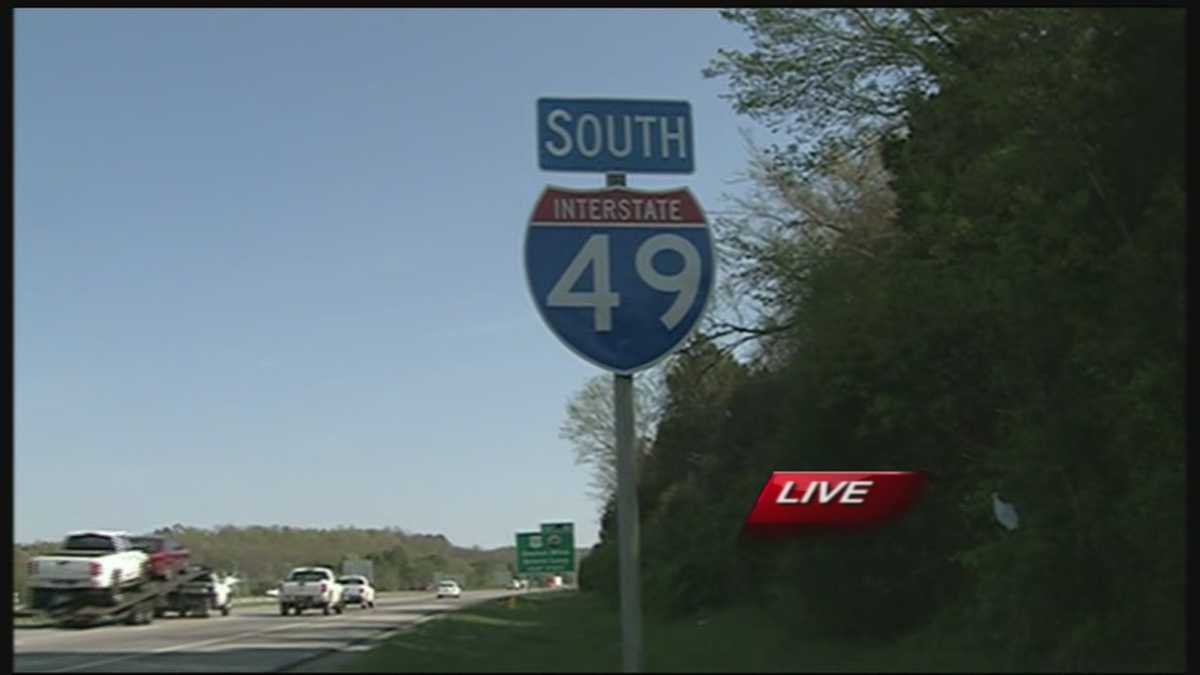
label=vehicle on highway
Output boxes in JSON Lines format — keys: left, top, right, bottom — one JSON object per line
{"left": 436, "top": 580, "right": 461, "bottom": 599}
{"left": 279, "top": 567, "right": 344, "bottom": 616}
{"left": 27, "top": 531, "right": 149, "bottom": 609}
{"left": 129, "top": 534, "right": 191, "bottom": 581}
{"left": 30, "top": 561, "right": 213, "bottom": 627}
{"left": 338, "top": 575, "right": 375, "bottom": 609}
{"left": 265, "top": 588, "right": 280, "bottom": 597}
{"left": 159, "top": 568, "right": 236, "bottom": 618}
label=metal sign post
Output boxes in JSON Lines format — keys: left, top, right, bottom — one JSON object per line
{"left": 615, "top": 376, "right": 641, "bottom": 670}
{"left": 608, "top": 171, "right": 643, "bottom": 673}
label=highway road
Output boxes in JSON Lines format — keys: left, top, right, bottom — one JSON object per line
{"left": 13, "top": 589, "right": 524, "bottom": 672}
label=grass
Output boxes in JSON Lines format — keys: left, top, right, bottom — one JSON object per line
{"left": 341, "top": 592, "right": 619, "bottom": 673}
{"left": 338, "top": 592, "right": 1013, "bottom": 673}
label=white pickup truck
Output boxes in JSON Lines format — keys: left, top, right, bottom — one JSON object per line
{"left": 27, "top": 531, "right": 149, "bottom": 609}
{"left": 278, "top": 567, "right": 344, "bottom": 616}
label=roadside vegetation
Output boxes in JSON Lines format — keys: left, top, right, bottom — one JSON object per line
{"left": 344, "top": 592, "right": 1018, "bottom": 673}
{"left": 567, "top": 9, "right": 1184, "bottom": 671}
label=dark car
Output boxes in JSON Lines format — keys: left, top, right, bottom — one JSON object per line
{"left": 129, "top": 535, "right": 190, "bottom": 581}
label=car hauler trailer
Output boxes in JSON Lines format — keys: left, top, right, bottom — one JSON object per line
{"left": 41, "top": 565, "right": 212, "bottom": 628}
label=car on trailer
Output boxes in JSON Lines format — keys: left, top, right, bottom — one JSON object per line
{"left": 158, "top": 568, "right": 236, "bottom": 618}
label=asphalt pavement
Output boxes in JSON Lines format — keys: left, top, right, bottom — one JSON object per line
{"left": 13, "top": 589, "right": 522, "bottom": 672}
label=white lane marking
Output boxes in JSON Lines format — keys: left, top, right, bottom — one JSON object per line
{"left": 43, "top": 591, "right": 521, "bottom": 673}
{"left": 16, "top": 594, "right": 436, "bottom": 650}
{"left": 276, "top": 592, "right": 519, "bottom": 672}
{"left": 45, "top": 620, "right": 313, "bottom": 673}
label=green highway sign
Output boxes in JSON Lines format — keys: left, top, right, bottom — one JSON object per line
{"left": 541, "top": 521, "right": 574, "bottom": 552}
{"left": 516, "top": 522, "right": 575, "bottom": 574}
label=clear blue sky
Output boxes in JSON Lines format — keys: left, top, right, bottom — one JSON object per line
{"left": 14, "top": 9, "right": 769, "bottom": 548}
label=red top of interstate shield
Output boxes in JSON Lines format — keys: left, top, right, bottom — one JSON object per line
{"left": 529, "top": 186, "right": 705, "bottom": 227}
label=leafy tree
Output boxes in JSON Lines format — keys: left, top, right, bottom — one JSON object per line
{"left": 559, "top": 371, "right": 664, "bottom": 504}
{"left": 580, "top": 7, "right": 1183, "bottom": 670}
{"left": 703, "top": 9, "right": 946, "bottom": 179}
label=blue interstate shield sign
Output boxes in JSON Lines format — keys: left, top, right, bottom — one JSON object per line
{"left": 524, "top": 186, "right": 715, "bottom": 374}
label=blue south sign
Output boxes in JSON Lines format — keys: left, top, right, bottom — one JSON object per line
{"left": 537, "top": 98, "right": 694, "bottom": 174}
{"left": 525, "top": 185, "right": 715, "bottom": 374}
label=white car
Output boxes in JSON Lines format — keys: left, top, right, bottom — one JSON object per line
{"left": 436, "top": 580, "right": 461, "bottom": 599}
{"left": 338, "top": 575, "right": 375, "bottom": 608}
{"left": 279, "top": 567, "right": 344, "bottom": 616}
{"left": 162, "top": 569, "right": 236, "bottom": 618}
{"left": 201, "top": 571, "right": 237, "bottom": 615}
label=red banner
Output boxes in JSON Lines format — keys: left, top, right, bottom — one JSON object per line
{"left": 743, "top": 471, "right": 924, "bottom": 536}
{"left": 529, "top": 186, "right": 704, "bottom": 225}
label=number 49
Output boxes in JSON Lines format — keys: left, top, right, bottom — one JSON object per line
{"left": 547, "top": 233, "right": 701, "bottom": 332}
